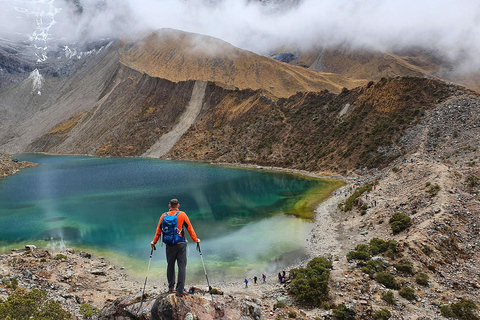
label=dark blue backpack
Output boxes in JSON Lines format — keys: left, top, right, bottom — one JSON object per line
{"left": 161, "top": 211, "right": 185, "bottom": 245}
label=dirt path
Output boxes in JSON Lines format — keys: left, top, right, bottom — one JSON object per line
{"left": 143, "top": 81, "right": 207, "bottom": 158}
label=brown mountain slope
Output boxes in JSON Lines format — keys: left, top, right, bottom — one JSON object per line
{"left": 280, "top": 46, "right": 480, "bottom": 93}
{"left": 164, "top": 77, "right": 475, "bottom": 172}
{"left": 120, "top": 29, "right": 365, "bottom": 98}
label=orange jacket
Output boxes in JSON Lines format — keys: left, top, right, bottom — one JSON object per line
{"left": 152, "top": 208, "right": 199, "bottom": 244}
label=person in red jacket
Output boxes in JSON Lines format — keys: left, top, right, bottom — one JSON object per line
{"left": 151, "top": 198, "right": 200, "bottom": 297}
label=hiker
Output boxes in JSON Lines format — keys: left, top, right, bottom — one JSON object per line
{"left": 245, "top": 278, "right": 248, "bottom": 288}
{"left": 278, "top": 272, "right": 283, "bottom": 283}
{"left": 151, "top": 198, "right": 200, "bottom": 297}
{"left": 254, "top": 276, "right": 258, "bottom": 284}
{"left": 262, "top": 273, "right": 266, "bottom": 283}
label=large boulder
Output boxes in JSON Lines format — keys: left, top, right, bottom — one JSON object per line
{"left": 96, "top": 291, "right": 262, "bottom": 320}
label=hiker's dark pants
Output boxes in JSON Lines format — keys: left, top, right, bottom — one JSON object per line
{"left": 166, "top": 242, "right": 187, "bottom": 295}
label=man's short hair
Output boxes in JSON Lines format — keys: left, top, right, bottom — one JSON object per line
{"left": 170, "top": 198, "right": 179, "bottom": 207}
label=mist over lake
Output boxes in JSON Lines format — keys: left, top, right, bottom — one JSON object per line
{"left": 0, "top": 154, "right": 340, "bottom": 282}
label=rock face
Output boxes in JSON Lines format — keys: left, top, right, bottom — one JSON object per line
{"left": 97, "top": 292, "right": 262, "bottom": 320}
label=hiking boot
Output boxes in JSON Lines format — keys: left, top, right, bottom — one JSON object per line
{"left": 175, "top": 293, "right": 184, "bottom": 298}
{"left": 168, "top": 289, "right": 175, "bottom": 293}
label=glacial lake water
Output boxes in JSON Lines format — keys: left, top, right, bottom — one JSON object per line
{"left": 0, "top": 154, "right": 341, "bottom": 284}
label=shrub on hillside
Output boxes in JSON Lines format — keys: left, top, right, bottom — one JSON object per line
{"left": 0, "top": 288, "right": 72, "bottom": 319}
{"left": 1, "top": 277, "right": 18, "bottom": 289}
{"left": 347, "top": 238, "right": 397, "bottom": 262}
{"left": 389, "top": 212, "right": 411, "bottom": 234}
{"left": 375, "top": 272, "right": 400, "bottom": 290}
{"left": 381, "top": 291, "right": 396, "bottom": 305}
{"left": 346, "top": 250, "right": 370, "bottom": 261}
{"left": 80, "top": 303, "right": 100, "bottom": 318}
{"left": 288, "top": 257, "right": 332, "bottom": 305}
{"left": 393, "top": 261, "right": 414, "bottom": 275}
{"left": 415, "top": 273, "right": 429, "bottom": 286}
{"left": 441, "top": 299, "right": 478, "bottom": 320}
{"left": 451, "top": 299, "right": 478, "bottom": 320}
{"left": 399, "top": 286, "right": 416, "bottom": 301}
{"left": 332, "top": 304, "right": 356, "bottom": 320}
{"left": 374, "top": 309, "right": 392, "bottom": 320}
{"left": 360, "top": 259, "right": 386, "bottom": 277}
{"left": 426, "top": 183, "right": 441, "bottom": 196}
{"left": 368, "top": 238, "right": 398, "bottom": 256}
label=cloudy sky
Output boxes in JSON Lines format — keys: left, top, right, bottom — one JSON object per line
{"left": 1, "top": 0, "right": 479, "bottom": 69}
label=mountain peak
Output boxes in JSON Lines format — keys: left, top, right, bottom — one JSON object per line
{"left": 120, "top": 29, "right": 364, "bottom": 98}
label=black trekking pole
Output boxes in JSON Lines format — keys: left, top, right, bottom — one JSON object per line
{"left": 196, "top": 242, "right": 213, "bottom": 301}
{"left": 138, "top": 245, "right": 155, "bottom": 315}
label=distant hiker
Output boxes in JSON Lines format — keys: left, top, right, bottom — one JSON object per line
{"left": 254, "top": 276, "right": 258, "bottom": 284}
{"left": 262, "top": 273, "right": 266, "bottom": 283}
{"left": 282, "top": 271, "right": 286, "bottom": 279}
{"left": 373, "top": 185, "right": 377, "bottom": 191}
{"left": 151, "top": 198, "right": 200, "bottom": 298}
{"left": 278, "top": 272, "right": 281, "bottom": 282}
{"left": 245, "top": 278, "right": 248, "bottom": 288}
{"left": 403, "top": 158, "right": 407, "bottom": 163}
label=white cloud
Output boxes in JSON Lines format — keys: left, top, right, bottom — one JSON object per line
{"left": 1, "top": 0, "right": 480, "bottom": 70}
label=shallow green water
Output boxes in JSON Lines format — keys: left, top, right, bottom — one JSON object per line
{"left": 0, "top": 154, "right": 339, "bottom": 283}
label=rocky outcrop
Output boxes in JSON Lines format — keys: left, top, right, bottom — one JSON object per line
{"left": 97, "top": 292, "right": 262, "bottom": 320}
{"left": 0, "top": 156, "right": 36, "bottom": 177}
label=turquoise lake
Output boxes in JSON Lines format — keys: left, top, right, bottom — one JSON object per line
{"left": 0, "top": 154, "right": 339, "bottom": 283}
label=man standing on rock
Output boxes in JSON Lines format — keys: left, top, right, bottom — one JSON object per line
{"left": 151, "top": 198, "right": 200, "bottom": 297}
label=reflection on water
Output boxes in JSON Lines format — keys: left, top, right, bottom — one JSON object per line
{"left": 0, "top": 154, "right": 339, "bottom": 281}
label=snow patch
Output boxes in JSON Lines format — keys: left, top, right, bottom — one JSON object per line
{"left": 28, "top": 69, "right": 45, "bottom": 95}
{"left": 26, "top": 0, "right": 62, "bottom": 62}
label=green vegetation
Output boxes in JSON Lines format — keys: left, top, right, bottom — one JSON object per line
{"left": 288, "top": 311, "right": 297, "bottom": 318}
{"left": 54, "top": 253, "right": 67, "bottom": 260}
{"left": 338, "top": 183, "right": 372, "bottom": 212}
{"left": 0, "top": 288, "right": 72, "bottom": 319}
{"left": 440, "top": 299, "right": 478, "bottom": 319}
{"left": 346, "top": 238, "right": 397, "bottom": 262}
{"left": 381, "top": 291, "right": 396, "bottom": 305}
{"left": 360, "top": 259, "right": 386, "bottom": 277}
{"left": 399, "top": 286, "right": 416, "bottom": 301}
{"left": 80, "top": 303, "right": 100, "bottom": 319}
{"left": 393, "top": 261, "right": 414, "bottom": 275}
{"left": 1, "top": 277, "right": 18, "bottom": 289}
{"left": 375, "top": 272, "right": 400, "bottom": 290}
{"left": 415, "top": 273, "right": 429, "bottom": 286}
{"left": 288, "top": 257, "right": 332, "bottom": 305}
{"left": 374, "top": 309, "right": 392, "bottom": 320}
{"left": 274, "top": 301, "right": 286, "bottom": 309}
{"left": 389, "top": 212, "right": 411, "bottom": 234}
{"left": 426, "top": 183, "right": 441, "bottom": 196}
{"left": 332, "top": 304, "right": 356, "bottom": 320}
